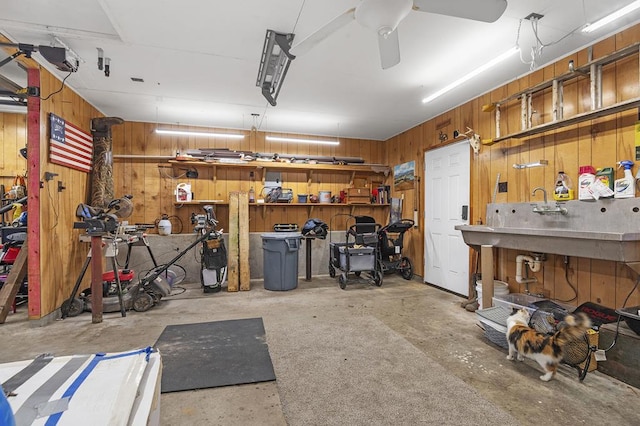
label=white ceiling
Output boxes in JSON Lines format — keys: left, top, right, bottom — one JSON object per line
{"left": 1, "top": 0, "right": 640, "bottom": 141}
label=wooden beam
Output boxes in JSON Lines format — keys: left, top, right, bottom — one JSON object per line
{"left": 27, "top": 67, "right": 41, "bottom": 320}
{"left": 90, "top": 236, "right": 103, "bottom": 323}
{"left": 227, "top": 192, "right": 240, "bottom": 292}
{"left": 239, "top": 192, "right": 250, "bottom": 290}
{"left": 0, "top": 241, "right": 28, "bottom": 323}
{"left": 480, "top": 245, "right": 494, "bottom": 309}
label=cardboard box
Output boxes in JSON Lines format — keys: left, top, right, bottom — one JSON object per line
{"left": 579, "top": 329, "right": 598, "bottom": 372}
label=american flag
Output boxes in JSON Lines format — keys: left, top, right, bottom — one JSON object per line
{"left": 49, "top": 113, "right": 93, "bottom": 173}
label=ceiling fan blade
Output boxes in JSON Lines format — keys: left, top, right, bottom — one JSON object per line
{"left": 378, "top": 29, "right": 400, "bottom": 70}
{"left": 290, "top": 8, "right": 356, "bottom": 56}
{"left": 413, "top": 0, "right": 507, "bottom": 23}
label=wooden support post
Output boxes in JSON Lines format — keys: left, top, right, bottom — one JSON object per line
{"left": 91, "top": 236, "right": 103, "bottom": 323}
{"left": 0, "top": 241, "right": 28, "bottom": 323}
{"left": 227, "top": 192, "right": 240, "bottom": 292}
{"left": 480, "top": 245, "right": 494, "bottom": 310}
{"left": 26, "top": 68, "right": 41, "bottom": 320}
{"left": 304, "top": 237, "right": 313, "bottom": 281}
{"left": 520, "top": 95, "right": 527, "bottom": 131}
{"left": 552, "top": 79, "right": 559, "bottom": 122}
{"left": 239, "top": 192, "right": 251, "bottom": 290}
{"left": 495, "top": 104, "right": 501, "bottom": 139}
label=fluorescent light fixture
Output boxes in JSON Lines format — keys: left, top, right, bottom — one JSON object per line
{"left": 256, "top": 30, "right": 296, "bottom": 106}
{"left": 266, "top": 136, "right": 340, "bottom": 146}
{"left": 422, "top": 46, "right": 519, "bottom": 104}
{"left": 155, "top": 129, "right": 245, "bottom": 139}
{"left": 582, "top": 1, "right": 640, "bottom": 33}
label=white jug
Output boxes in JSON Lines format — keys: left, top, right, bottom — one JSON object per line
{"left": 176, "top": 183, "right": 192, "bottom": 202}
{"left": 158, "top": 214, "right": 172, "bottom": 236}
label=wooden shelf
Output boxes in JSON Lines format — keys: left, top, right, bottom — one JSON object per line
{"left": 168, "top": 160, "right": 391, "bottom": 221}
{"left": 174, "top": 201, "right": 389, "bottom": 207}
{"left": 168, "top": 159, "right": 390, "bottom": 175}
{"left": 173, "top": 201, "right": 227, "bottom": 206}
{"left": 251, "top": 201, "right": 389, "bottom": 217}
{"left": 487, "top": 97, "right": 640, "bottom": 145}
{"left": 252, "top": 202, "right": 389, "bottom": 207}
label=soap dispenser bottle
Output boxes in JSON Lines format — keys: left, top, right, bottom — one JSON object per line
{"left": 614, "top": 160, "right": 635, "bottom": 198}
{"left": 553, "top": 171, "right": 574, "bottom": 201}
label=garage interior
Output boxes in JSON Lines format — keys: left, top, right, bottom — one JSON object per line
{"left": 1, "top": 1, "right": 640, "bottom": 425}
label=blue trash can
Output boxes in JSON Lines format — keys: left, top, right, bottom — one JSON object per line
{"left": 261, "top": 232, "right": 302, "bottom": 291}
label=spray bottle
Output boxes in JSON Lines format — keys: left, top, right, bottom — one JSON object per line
{"left": 157, "top": 214, "right": 172, "bottom": 235}
{"left": 615, "top": 160, "right": 635, "bottom": 198}
{"left": 578, "top": 165, "right": 596, "bottom": 200}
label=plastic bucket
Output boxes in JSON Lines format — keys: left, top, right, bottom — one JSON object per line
{"left": 298, "top": 194, "right": 308, "bottom": 203}
{"left": 476, "top": 280, "right": 509, "bottom": 310}
{"left": 318, "top": 191, "right": 331, "bottom": 203}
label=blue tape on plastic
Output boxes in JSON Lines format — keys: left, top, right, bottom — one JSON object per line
{"left": 44, "top": 347, "right": 153, "bottom": 426}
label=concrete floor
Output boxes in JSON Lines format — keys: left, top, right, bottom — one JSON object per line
{"left": 1, "top": 275, "right": 639, "bottom": 425}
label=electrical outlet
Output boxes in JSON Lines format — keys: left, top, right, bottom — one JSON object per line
{"left": 498, "top": 182, "right": 508, "bottom": 193}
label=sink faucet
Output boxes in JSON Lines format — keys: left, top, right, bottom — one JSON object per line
{"left": 532, "top": 187, "right": 547, "bottom": 204}
{"left": 531, "top": 187, "right": 568, "bottom": 215}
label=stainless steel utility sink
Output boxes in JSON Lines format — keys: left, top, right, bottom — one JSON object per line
{"left": 455, "top": 198, "right": 640, "bottom": 263}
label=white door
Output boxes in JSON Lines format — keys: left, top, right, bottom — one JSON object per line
{"left": 424, "top": 141, "right": 470, "bottom": 296}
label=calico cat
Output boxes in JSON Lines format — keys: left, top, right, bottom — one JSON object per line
{"left": 505, "top": 308, "right": 591, "bottom": 381}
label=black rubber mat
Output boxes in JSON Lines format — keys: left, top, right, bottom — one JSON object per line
{"left": 155, "top": 317, "right": 275, "bottom": 393}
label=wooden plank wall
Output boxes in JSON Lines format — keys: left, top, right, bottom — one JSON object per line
{"left": 36, "top": 69, "right": 102, "bottom": 318}
{"left": 4, "top": 26, "right": 640, "bottom": 318}
{"left": 0, "top": 112, "right": 27, "bottom": 202}
{"left": 385, "top": 25, "right": 640, "bottom": 309}
{"left": 110, "top": 123, "right": 388, "bottom": 235}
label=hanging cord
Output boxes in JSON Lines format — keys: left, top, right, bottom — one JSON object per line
{"left": 556, "top": 256, "right": 578, "bottom": 303}
{"left": 600, "top": 274, "right": 640, "bottom": 352}
{"left": 40, "top": 70, "right": 73, "bottom": 101}
{"left": 158, "top": 167, "right": 187, "bottom": 180}
{"left": 515, "top": 17, "right": 587, "bottom": 71}
{"left": 45, "top": 180, "right": 59, "bottom": 229}
{"left": 575, "top": 271, "right": 639, "bottom": 381}
{"left": 153, "top": 215, "right": 183, "bottom": 234}
{"left": 292, "top": 0, "right": 306, "bottom": 33}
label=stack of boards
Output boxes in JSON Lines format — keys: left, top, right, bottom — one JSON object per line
{"left": 227, "top": 192, "right": 250, "bottom": 291}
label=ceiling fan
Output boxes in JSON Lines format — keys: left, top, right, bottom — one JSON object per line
{"left": 290, "top": 0, "right": 508, "bottom": 69}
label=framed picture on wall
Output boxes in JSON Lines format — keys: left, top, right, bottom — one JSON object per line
{"left": 393, "top": 161, "right": 415, "bottom": 190}
{"left": 390, "top": 198, "right": 403, "bottom": 224}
